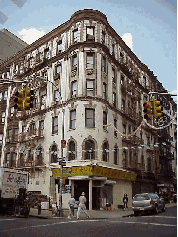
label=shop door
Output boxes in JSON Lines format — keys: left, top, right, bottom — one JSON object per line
{"left": 74, "top": 180, "right": 89, "bottom": 209}
{"left": 92, "top": 187, "right": 100, "bottom": 210}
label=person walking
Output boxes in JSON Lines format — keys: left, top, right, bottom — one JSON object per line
{"left": 77, "top": 192, "right": 90, "bottom": 220}
{"left": 68, "top": 195, "right": 76, "bottom": 219}
{"left": 123, "top": 193, "right": 128, "bottom": 211}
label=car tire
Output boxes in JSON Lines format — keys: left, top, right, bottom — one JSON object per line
{"left": 154, "top": 205, "right": 158, "bottom": 214}
{"left": 162, "top": 204, "right": 166, "bottom": 212}
{"left": 134, "top": 211, "right": 139, "bottom": 216}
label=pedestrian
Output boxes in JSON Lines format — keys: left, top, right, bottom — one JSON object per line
{"left": 123, "top": 193, "right": 128, "bottom": 211}
{"left": 77, "top": 192, "right": 90, "bottom": 220}
{"left": 68, "top": 195, "right": 76, "bottom": 219}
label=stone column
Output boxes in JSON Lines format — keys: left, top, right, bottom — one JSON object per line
{"left": 89, "top": 179, "right": 92, "bottom": 210}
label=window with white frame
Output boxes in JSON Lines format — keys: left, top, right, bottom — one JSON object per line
{"left": 112, "top": 68, "right": 116, "bottom": 83}
{"left": 39, "top": 120, "right": 44, "bottom": 136}
{"left": 57, "top": 40, "right": 62, "bottom": 53}
{"left": 86, "top": 53, "right": 94, "bottom": 69}
{"left": 44, "top": 48, "right": 50, "bottom": 59}
{"left": 73, "top": 29, "right": 78, "bottom": 43}
{"left": 4, "top": 91, "right": 7, "bottom": 100}
{"left": 71, "top": 81, "right": 77, "bottom": 97}
{"left": 85, "top": 109, "right": 95, "bottom": 128}
{"left": 69, "top": 141, "right": 75, "bottom": 160}
{"left": 113, "top": 92, "right": 116, "bottom": 107}
{"left": 103, "top": 83, "right": 107, "bottom": 100}
{"left": 72, "top": 54, "right": 77, "bottom": 67}
{"left": 70, "top": 110, "right": 76, "bottom": 129}
{"left": 102, "top": 30, "right": 105, "bottom": 44}
{"left": 1, "top": 111, "right": 5, "bottom": 123}
{"left": 10, "top": 107, "right": 14, "bottom": 116}
{"left": 52, "top": 116, "right": 58, "bottom": 134}
{"left": 54, "top": 90, "right": 60, "bottom": 102}
{"left": 86, "top": 79, "right": 95, "bottom": 96}
{"left": 102, "top": 56, "right": 106, "bottom": 72}
{"left": 86, "top": 27, "right": 95, "bottom": 41}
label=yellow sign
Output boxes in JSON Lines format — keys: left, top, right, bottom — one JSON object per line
{"left": 52, "top": 165, "right": 136, "bottom": 181}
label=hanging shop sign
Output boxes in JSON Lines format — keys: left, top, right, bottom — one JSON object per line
{"left": 52, "top": 165, "right": 136, "bottom": 181}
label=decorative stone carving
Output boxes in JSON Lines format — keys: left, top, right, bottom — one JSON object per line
{"left": 86, "top": 68, "right": 94, "bottom": 75}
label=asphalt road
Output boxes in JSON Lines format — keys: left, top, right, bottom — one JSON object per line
{"left": 0, "top": 207, "right": 176, "bottom": 237}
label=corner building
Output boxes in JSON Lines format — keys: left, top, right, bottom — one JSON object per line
{"left": 0, "top": 9, "right": 176, "bottom": 210}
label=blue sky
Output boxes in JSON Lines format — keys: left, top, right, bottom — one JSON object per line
{"left": 0, "top": 0, "right": 177, "bottom": 101}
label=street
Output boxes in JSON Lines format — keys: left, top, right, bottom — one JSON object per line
{"left": 0, "top": 207, "right": 176, "bottom": 237}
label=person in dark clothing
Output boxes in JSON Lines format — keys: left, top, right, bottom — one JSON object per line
{"left": 123, "top": 193, "right": 128, "bottom": 211}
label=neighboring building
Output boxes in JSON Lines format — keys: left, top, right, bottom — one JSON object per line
{"left": 0, "top": 9, "right": 176, "bottom": 210}
{"left": 0, "top": 28, "right": 28, "bottom": 63}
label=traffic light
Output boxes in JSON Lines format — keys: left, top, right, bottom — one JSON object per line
{"left": 14, "top": 90, "right": 24, "bottom": 111}
{"left": 143, "top": 101, "right": 151, "bottom": 120}
{"left": 24, "top": 89, "right": 34, "bottom": 110}
{"left": 153, "top": 99, "right": 162, "bottom": 119}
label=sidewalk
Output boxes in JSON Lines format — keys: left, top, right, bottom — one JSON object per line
{"left": 29, "top": 203, "right": 177, "bottom": 219}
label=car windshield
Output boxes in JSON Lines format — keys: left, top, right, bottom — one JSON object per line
{"left": 133, "top": 194, "right": 150, "bottom": 201}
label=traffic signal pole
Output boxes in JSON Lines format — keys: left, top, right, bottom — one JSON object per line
{"left": 59, "top": 107, "right": 65, "bottom": 217}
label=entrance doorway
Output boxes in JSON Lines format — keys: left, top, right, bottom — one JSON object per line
{"left": 92, "top": 187, "right": 100, "bottom": 210}
{"left": 74, "top": 180, "right": 89, "bottom": 209}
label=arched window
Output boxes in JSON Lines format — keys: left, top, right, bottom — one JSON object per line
{"left": 85, "top": 140, "right": 95, "bottom": 160}
{"left": 36, "top": 147, "right": 43, "bottom": 165}
{"left": 114, "top": 145, "right": 118, "bottom": 165}
{"left": 102, "top": 141, "right": 109, "bottom": 162}
{"left": 51, "top": 145, "right": 57, "bottom": 163}
{"left": 69, "top": 141, "right": 75, "bottom": 161}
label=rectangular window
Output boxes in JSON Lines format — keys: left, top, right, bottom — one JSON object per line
{"left": 0, "top": 134, "right": 3, "bottom": 144}
{"left": 113, "top": 92, "right": 116, "bottom": 107}
{"left": 7, "top": 129, "right": 12, "bottom": 139}
{"left": 39, "top": 120, "right": 44, "bottom": 136}
{"left": 41, "top": 95, "right": 46, "bottom": 106}
{"left": 86, "top": 79, "right": 95, "bottom": 96}
{"left": 4, "top": 91, "right": 7, "bottom": 100}
{"left": 121, "top": 75, "right": 124, "bottom": 85}
{"left": 122, "top": 99, "right": 125, "bottom": 110}
{"left": 1, "top": 111, "right": 5, "bottom": 123}
{"left": 86, "top": 53, "right": 94, "bottom": 69}
{"left": 114, "top": 119, "right": 117, "bottom": 137}
{"left": 123, "top": 124, "right": 126, "bottom": 134}
{"left": 54, "top": 90, "right": 60, "bottom": 102}
{"left": 70, "top": 110, "right": 76, "bottom": 129}
{"left": 10, "top": 107, "right": 14, "bottom": 116}
{"left": 86, "top": 27, "right": 95, "bottom": 41}
{"left": 73, "top": 29, "right": 78, "bottom": 42}
{"left": 103, "top": 111, "right": 107, "bottom": 128}
{"left": 45, "top": 48, "right": 50, "bottom": 59}
{"left": 102, "top": 31, "right": 105, "bottom": 44}
{"left": 11, "top": 153, "right": 16, "bottom": 167}
{"left": 55, "top": 64, "right": 61, "bottom": 79}
{"left": 57, "top": 40, "right": 62, "bottom": 53}
{"left": 52, "top": 116, "right": 58, "bottom": 134}
{"left": 102, "top": 56, "right": 106, "bottom": 72}
{"left": 5, "top": 153, "right": 10, "bottom": 167}
{"left": 72, "top": 54, "right": 77, "bottom": 67}
{"left": 71, "top": 81, "right": 77, "bottom": 97}
{"left": 85, "top": 109, "right": 95, "bottom": 128}
{"left": 103, "top": 83, "right": 107, "bottom": 100}
{"left": 0, "top": 92, "right": 2, "bottom": 101}
{"left": 112, "top": 68, "right": 116, "bottom": 83}
{"left": 6, "top": 71, "right": 10, "bottom": 79}
{"left": 111, "top": 44, "right": 114, "bottom": 55}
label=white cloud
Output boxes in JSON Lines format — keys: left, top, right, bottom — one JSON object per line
{"left": 18, "top": 28, "right": 46, "bottom": 44}
{"left": 121, "top": 33, "right": 133, "bottom": 50}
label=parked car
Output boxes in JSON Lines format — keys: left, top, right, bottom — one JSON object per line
{"left": 132, "top": 193, "right": 166, "bottom": 216}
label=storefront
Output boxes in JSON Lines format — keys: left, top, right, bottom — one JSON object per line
{"left": 52, "top": 165, "right": 136, "bottom": 210}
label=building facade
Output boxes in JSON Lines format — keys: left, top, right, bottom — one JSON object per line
{"left": 0, "top": 9, "right": 176, "bottom": 210}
